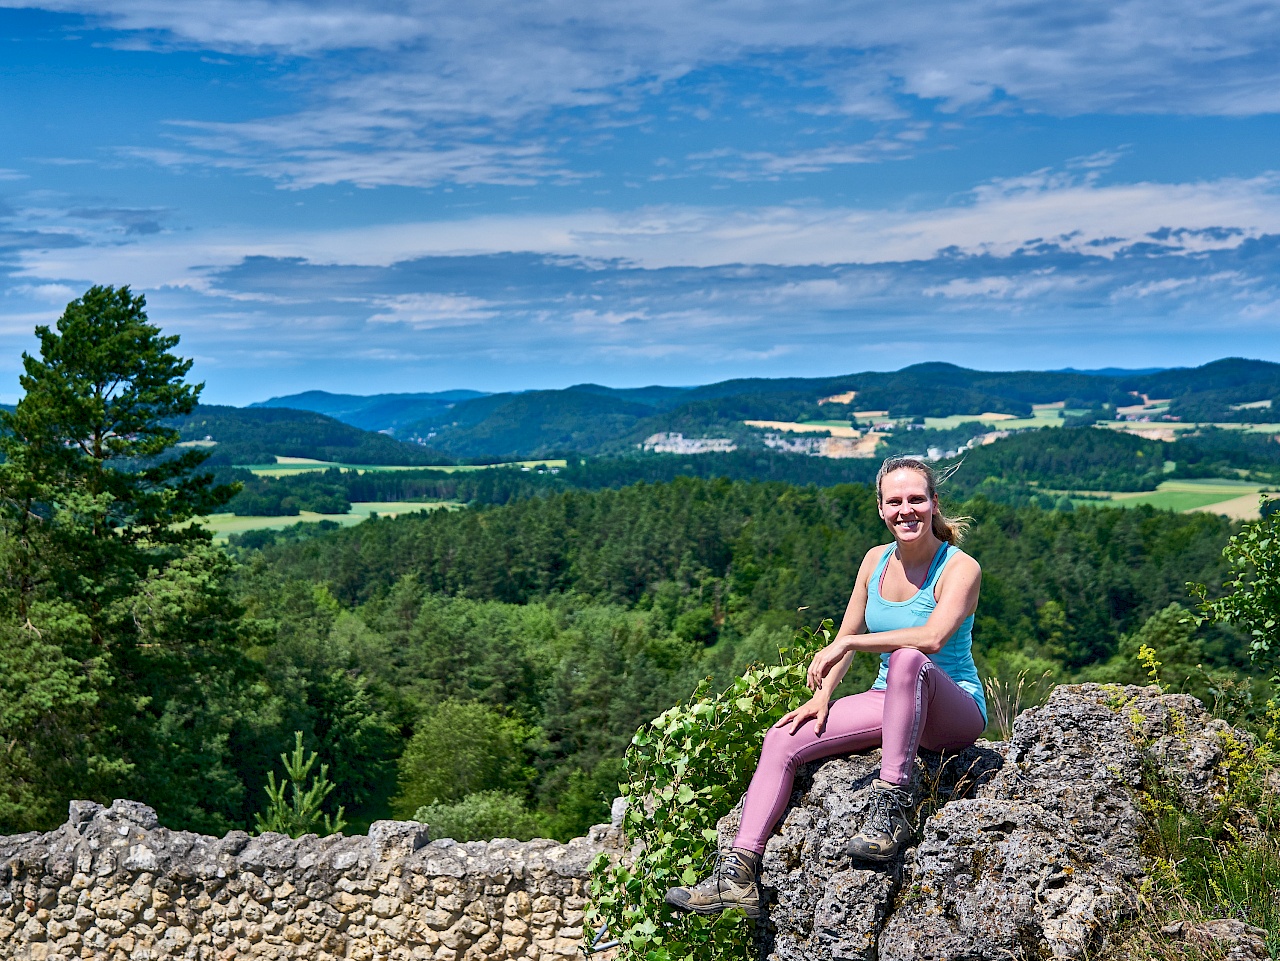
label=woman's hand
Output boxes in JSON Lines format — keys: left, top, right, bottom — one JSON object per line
{"left": 806, "top": 640, "right": 851, "bottom": 692}
{"left": 775, "top": 694, "right": 832, "bottom": 735}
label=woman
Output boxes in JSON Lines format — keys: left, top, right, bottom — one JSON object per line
{"left": 665, "top": 456, "right": 988, "bottom": 919}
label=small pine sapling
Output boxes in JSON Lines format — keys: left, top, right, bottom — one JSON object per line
{"left": 254, "top": 732, "right": 347, "bottom": 838}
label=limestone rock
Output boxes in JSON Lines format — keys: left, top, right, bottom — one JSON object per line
{"left": 878, "top": 798, "right": 1131, "bottom": 961}
{"left": 729, "top": 743, "right": 1002, "bottom": 961}
{"left": 1165, "top": 918, "right": 1271, "bottom": 961}
{"left": 720, "top": 684, "right": 1243, "bottom": 961}
{"left": 369, "top": 819, "right": 430, "bottom": 861}
{"left": 0, "top": 685, "right": 1257, "bottom": 961}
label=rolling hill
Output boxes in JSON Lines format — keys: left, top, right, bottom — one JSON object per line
{"left": 251, "top": 389, "right": 488, "bottom": 434}
{"left": 169, "top": 406, "right": 453, "bottom": 466}
{"left": 238, "top": 359, "right": 1280, "bottom": 461}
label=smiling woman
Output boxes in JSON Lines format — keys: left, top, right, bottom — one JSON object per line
{"left": 664, "top": 455, "right": 986, "bottom": 918}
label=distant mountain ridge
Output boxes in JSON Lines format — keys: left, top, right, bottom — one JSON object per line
{"left": 237, "top": 358, "right": 1280, "bottom": 461}
{"left": 169, "top": 405, "right": 452, "bottom": 466}
{"left": 1052, "top": 367, "right": 1170, "bottom": 377}
{"left": 251, "top": 389, "right": 489, "bottom": 434}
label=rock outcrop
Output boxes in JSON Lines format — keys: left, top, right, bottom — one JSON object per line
{"left": 723, "top": 684, "right": 1239, "bottom": 961}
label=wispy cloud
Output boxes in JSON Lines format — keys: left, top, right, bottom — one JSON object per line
{"left": 13, "top": 165, "right": 1280, "bottom": 284}
{"left": 367, "top": 292, "right": 498, "bottom": 328}
{"left": 10, "top": 0, "right": 1280, "bottom": 188}
{"left": 66, "top": 206, "right": 168, "bottom": 236}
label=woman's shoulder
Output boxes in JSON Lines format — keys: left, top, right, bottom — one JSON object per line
{"left": 942, "top": 545, "right": 981, "bottom": 576}
{"left": 862, "top": 543, "right": 894, "bottom": 565}
{"left": 855, "top": 543, "right": 894, "bottom": 580}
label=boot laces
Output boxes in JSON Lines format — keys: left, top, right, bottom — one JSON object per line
{"left": 716, "top": 852, "right": 753, "bottom": 885}
{"left": 867, "top": 785, "right": 909, "bottom": 835}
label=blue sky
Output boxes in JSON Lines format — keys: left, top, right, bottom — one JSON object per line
{"left": 2, "top": 2, "right": 1280, "bottom": 403}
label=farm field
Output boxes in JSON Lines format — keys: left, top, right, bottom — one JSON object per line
{"left": 193, "top": 501, "right": 457, "bottom": 541}
{"left": 246, "top": 457, "right": 567, "bottom": 477}
{"left": 1102, "top": 421, "right": 1280, "bottom": 436}
{"left": 744, "top": 420, "right": 859, "bottom": 437}
{"left": 1068, "top": 479, "right": 1277, "bottom": 518}
{"left": 749, "top": 410, "right": 1063, "bottom": 434}
{"left": 921, "top": 409, "right": 1070, "bottom": 430}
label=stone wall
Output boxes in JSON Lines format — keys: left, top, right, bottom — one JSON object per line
{"left": 0, "top": 802, "right": 615, "bottom": 961}
{"left": 0, "top": 685, "right": 1262, "bottom": 961}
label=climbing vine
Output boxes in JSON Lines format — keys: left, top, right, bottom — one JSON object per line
{"left": 1191, "top": 501, "right": 1280, "bottom": 679}
{"left": 588, "top": 622, "right": 829, "bottom": 961}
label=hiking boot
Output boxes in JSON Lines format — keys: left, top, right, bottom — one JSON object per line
{"left": 847, "top": 778, "right": 914, "bottom": 862}
{"left": 664, "top": 849, "right": 762, "bottom": 919}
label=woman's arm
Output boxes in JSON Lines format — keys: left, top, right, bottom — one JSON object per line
{"left": 807, "top": 551, "right": 982, "bottom": 687}
{"left": 776, "top": 546, "right": 882, "bottom": 734}
{"left": 776, "top": 647, "right": 854, "bottom": 734}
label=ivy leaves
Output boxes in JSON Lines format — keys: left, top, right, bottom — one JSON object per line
{"left": 1192, "top": 501, "right": 1280, "bottom": 679}
{"left": 589, "top": 621, "right": 829, "bottom": 961}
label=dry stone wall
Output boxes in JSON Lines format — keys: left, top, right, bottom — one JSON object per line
{"left": 0, "top": 684, "right": 1257, "bottom": 961}
{"left": 0, "top": 802, "right": 616, "bottom": 961}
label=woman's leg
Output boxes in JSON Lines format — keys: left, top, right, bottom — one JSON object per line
{"left": 732, "top": 690, "right": 886, "bottom": 854}
{"left": 879, "top": 648, "right": 986, "bottom": 785}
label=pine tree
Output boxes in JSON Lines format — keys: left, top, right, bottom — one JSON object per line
{"left": 0, "top": 285, "right": 251, "bottom": 832}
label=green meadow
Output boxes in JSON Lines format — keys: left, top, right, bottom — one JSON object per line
{"left": 246, "top": 457, "right": 568, "bottom": 477}
{"left": 1068, "top": 479, "right": 1276, "bottom": 516}
{"left": 193, "top": 501, "right": 457, "bottom": 541}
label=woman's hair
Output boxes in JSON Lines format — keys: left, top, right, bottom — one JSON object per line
{"left": 875, "top": 456, "right": 971, "bottom": 545}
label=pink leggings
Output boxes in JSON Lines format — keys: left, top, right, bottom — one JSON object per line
{"left": 732, "top": 648, "right": 986, "bottom": 854}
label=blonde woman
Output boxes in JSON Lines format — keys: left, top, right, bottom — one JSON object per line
{"left": 666, "top": 457, "right": 987, "bottom": 919}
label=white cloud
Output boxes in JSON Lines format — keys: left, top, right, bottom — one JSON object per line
{"left": 9, "top": 0, "right": 1280, "bottom": 188}
{"left": 5, "top": 0, "right": 427, "bottom": 53}
{"left": 924, "top": 271, "right": 1095, "bottom": 301}
{"left": 20, "top": 0, "right": 1280, "bottom": 113}
{"left": 127, "top": 137, "right": 577, "bottom": 190}
{"left": 1110, "top": 271, "right": 1251, "bottom": 300}
{"left": 9, "top": 283, "right": 77, "bottom": 303}
{"left": 12, "top": 168, "right": 1280, "bottom": 283}
{"left": 366, "top": 292, "right": 498, "bottom": 327}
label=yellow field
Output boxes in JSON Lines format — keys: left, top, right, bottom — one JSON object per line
{"left": 193, "top": 501, "right": 457, "bottom": 541}
{"left": 1103, "top": 421, "right": 1280, "bottom": 435}
{"left": 247, "top": 458, "right": 567, "bottom": 477}
{"left": 744, "top": 420, "right": 860, "bottom": 437}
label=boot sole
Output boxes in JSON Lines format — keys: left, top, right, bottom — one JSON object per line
{"left": 664, "top": 892, "right": 763, "bottom": 920}
{"left": 847, "top": 844, "right": 900, "bottom": 862}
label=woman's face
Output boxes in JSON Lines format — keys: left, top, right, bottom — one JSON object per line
{"left": 878, "top": 468, "right": 935, "bottom": 544}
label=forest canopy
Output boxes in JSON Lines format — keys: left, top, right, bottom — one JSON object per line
{"left": 0, "top": 286, "right": 1270, "bottom": 844}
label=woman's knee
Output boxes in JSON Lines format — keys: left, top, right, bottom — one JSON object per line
{"left": 886, "top": 647, "right": 929, "bottom": 677}
{"left": 760, "top": 724, "right": 805, "bottom": 771}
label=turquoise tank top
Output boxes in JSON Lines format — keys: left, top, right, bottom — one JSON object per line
{"left": 865, "top": 543, "right": 987, "bottom": 724}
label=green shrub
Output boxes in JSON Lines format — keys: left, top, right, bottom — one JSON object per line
{"left": 1138, "top": 703, "right": 1280, "bottom": 957}
{"left": 1076, "top": 603, "right": 1204, "bottom": 690}
{"left": 1192, "top": 504, "right": 1280, "bottom": 679}
{"left": 413, "top": 790, "right": 545, "bottom": 842}
{"left": 588, "top": 621, "right": 828, "bottom": 961}
{"left": 391, "top": 699, "right": 533, "bottom": 818}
